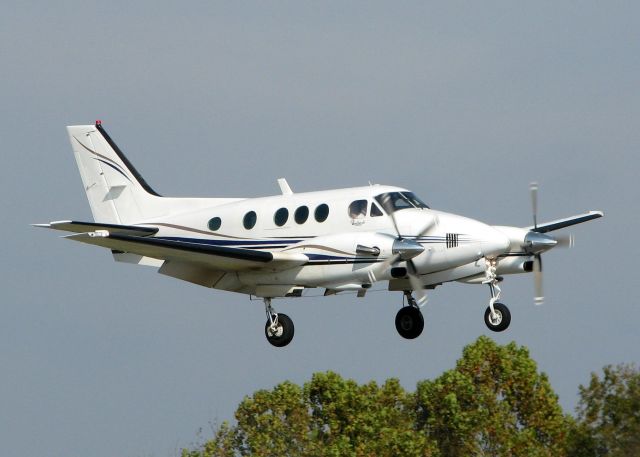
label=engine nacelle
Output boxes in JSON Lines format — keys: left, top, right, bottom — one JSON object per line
{"left": 495, "top": 256, "right": 533, "bottom": 275}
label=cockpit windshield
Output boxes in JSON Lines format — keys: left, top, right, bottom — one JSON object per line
{"left": 374, "top": 192, "right": 430, "bottom": 214}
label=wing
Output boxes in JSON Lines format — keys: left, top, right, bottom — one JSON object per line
{"left": 527, "top": 210, "right": 604, "bottom": 233}
{"left": 35, "top": 221, "right": 308, "bottom": 272}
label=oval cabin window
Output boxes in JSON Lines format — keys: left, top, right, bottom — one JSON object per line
{"left": 294, "top": 206, "right": 309, "bottom": 224}
{"left": 208, "top": 217, "right": 222, "bottom": 231}
{"left": 243, "top": 211, "right": 257, "bottom": 230}
{"left": 274, "top": 208, "right": 289, "bottom": 227}
{"left": 315, "top": 204, "right": 329, "bottom": 222}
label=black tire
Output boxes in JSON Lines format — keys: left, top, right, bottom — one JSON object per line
{"left": 484, "top": 302, "right": 511, "bottom": 332}
{"left": 395, "top": 306, "right": 424, "bottom": 339}
{"left": 265, "top": 313, "right": 295, "bottom": 347}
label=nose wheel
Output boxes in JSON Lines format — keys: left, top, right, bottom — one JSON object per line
{"left": 395, "top": 291, "right": 425, "bottom": 339}
{"left": 484, "top": 302, "right": 511, "bottom": 332}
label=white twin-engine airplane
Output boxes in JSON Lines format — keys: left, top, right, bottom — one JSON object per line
{"left": 36, "top": 121, "right": 603, "bottom": 347}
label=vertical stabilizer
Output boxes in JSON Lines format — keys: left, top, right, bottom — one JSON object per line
{"left": 67, "top": 121, "right": 160, "bottom": 224}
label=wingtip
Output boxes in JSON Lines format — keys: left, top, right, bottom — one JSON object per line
{"left": 31, "top": 223, "right": 51, "bottom": 228}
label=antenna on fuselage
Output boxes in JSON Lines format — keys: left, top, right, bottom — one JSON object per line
{"left": 277, "top": 178, "right": 293, "bottom": 195}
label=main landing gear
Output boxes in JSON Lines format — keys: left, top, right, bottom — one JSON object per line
{"left": 264, "top": 298, "right": 294, "bottom": 347}
{"left": 483, "top": 258, "right": 511, "bottom": 332}
{"left": 395, "top": 291, "right": 425, "bottom": 339}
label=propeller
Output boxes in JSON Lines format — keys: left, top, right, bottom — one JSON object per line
{"left": 533, "top": 254, "right": 543, "bottom": 305}
{"left": 376, "top": 194, "right": 438, "bottom": 305}
{"left": 555, "top": 233, "right": 575, "bottom": 248}
{"left": 529, "top": 182, "right": 546, "bottom": 304}
{"left": 530, "top": 182, "right": 538, "bottom": 229}
{"left": 526, "top": 182, "right": 573, "bottom": 305}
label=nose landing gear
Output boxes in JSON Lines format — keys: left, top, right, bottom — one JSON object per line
{"left": 483, "top": 258, "right": 511, "bottom": 332}
{"left": 395, "top": 291, "right": 425, "bottom": 339}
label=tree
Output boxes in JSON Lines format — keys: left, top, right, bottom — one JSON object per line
{"left": 183, "top": 337, "right": 572, "bottom": 457}
{"left": 303, "top": 371, "right": 432, "bottom": 456}
{"left": 414, "top": 336, "right": 570, "bottom": 457}
{"left": 183, "top": 372, "right": 432, "bottom": 457}
{"left": 568, "top": 364, "right": 640, "bottom": 457}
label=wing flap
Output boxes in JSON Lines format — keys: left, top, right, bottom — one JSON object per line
{"left": 65, "top": 232, "right": 308, "bottom": 271}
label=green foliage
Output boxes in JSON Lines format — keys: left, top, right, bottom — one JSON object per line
{"left": 303, "top": 372, "right": 432, "bottom": 456}
{"left": 182, "top": 372, "right": 430, "bottom": 457}
{"left": 182, "top": 338, "right": 638, "bottom": 457}
{"left": 567, "top": 364, "right": 640, "bottom": 457}
{"left": 415, "top": 336, "right": 569, "bottom": 457}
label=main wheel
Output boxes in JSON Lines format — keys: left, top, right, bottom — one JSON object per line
{"left": 265, "top": 313, "right": 295, "bottom": 347}
{"left": 395, "top": 306, "right": 424, "bottom": 339}
{"left": 484, "top": 302, "right": 511, "bottom": 332}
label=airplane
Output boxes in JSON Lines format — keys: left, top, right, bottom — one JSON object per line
{"left": 35, "top": 121, "right": 603, "bottom": 347}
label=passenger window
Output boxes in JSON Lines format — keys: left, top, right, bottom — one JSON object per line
{"left": 315, "top": 204, "right": 329, "bottom": 222}
{"left": 243, "top": 211, "right": 257, "bottom": 230}
{"left": 208, "top": 217, "right": 222, "bottom": 231}
{"left": 348, "top": 200, "right": 367, "bottom": 219}
{"left": 370, "top": 203, "right": 383, "bottom": 217}
{"left": 274, "top": 208, "right": 289, "bottom": 227}
{"left": 294, "top": 206, "right": 309, "bottom": 224}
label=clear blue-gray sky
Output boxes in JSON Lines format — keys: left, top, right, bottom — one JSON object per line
{"left": 2, "top": 2, "right": 637, "bottom": 456}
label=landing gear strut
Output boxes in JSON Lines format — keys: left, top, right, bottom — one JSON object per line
{"left": 395, "top": 291, "right": 425, "bottom": 339}
{"left": 264, "top": 298, "right": 294, "bottom": 347}
{"left": 483, "top": 258, "right": 511, "bottom": 332}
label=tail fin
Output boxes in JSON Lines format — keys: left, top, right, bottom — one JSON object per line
{"left": 67, "top": 121, "right": 162, "bottom": 224}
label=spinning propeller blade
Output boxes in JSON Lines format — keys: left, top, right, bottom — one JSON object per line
{"left": 533, "top": 254, "right": 544, "bottom": 305}
{"left": 530, "top": 182, "right": 539, "bottom": 229}
{"left": 407, "top": 260, "right": 428, "bottom": 305}
{"left": 379, "top": 197, "right": 436, "bottom": 302}
{"left": 529, "top": 182, "right": 545, "bottom": 304}
{"left": 529, "top": 182, "right": 544, "bottom": 304}
{"left": 379, "top": 193, "right": 402, "bottom": 237}
{"left": 555, "top": 232, "right": 574, "bottom": 248}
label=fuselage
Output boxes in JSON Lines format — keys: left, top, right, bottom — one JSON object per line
{"left": 135, "top": 184, "right": 511, "bottom": 295}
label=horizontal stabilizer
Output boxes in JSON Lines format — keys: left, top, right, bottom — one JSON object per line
{"left": 528, "top": 211, "right": 604, "bottom": 233}
{"left": 64, "top": 232, "right": 308, "bottom": 272}
{"left": 33, "top": 220, "right": 158, "bottom": 237}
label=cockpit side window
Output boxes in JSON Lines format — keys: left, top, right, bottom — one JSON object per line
{"left": 370, "top": 202, "right": 383, "bottom": 217}
{"left": 348, "top": 200, "right": 367, "bottom": 219}
{"left": 375, "top": 192, "right": 430, "bottom": 214}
